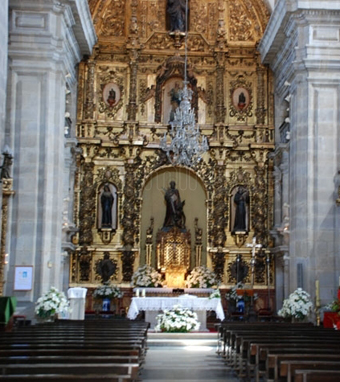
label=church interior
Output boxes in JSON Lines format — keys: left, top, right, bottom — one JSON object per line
{"left": 0, "top": 0, "right": 340, "bottom": 330}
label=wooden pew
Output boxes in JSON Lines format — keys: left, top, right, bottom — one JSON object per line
{"left": 250, "top": 343, "right": 340, "bottom": 382}
{"left": 280, "top": 360, "right": 340, "bottom": 382}
{"left": 0, "top": 355, "right": 140, "bottom": 365}
{"left": 217, "top": 323, "right": 340, "bottom": 381}
{"left": 0, "top": 319, "right": 149, "bottom": 381}
{"left": 0, "top": 363, "right": 139, "bottom": 379}
{"left": 0, "top": 375, "right": 133, "bottom": 382}
{"left": 294, "top": 369, "right": 340, "bottom": 382}
{"left": 266, "top": 353, "right": 340, "bottom": 382}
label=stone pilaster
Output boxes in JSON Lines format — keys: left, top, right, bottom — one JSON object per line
{"left": 6, "top": 0, "right": 96, "bottom": 314}
{"left": 259, "top": 0, "right": 340, "bottom": 305}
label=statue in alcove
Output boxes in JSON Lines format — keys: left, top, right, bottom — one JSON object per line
{"left": 233, "top": 186, "right": 249, "bottom": 232}
{"left": 167, "top": 0, "right": 186, "bottom": 32}
{"left": 101, "top": 184, "right": 114, "bottom": 228}
{"left": 162, "top": 181, "right": 186, "bottom": 230}
{"left": 169, "top": 81, "right": 182, "bottom": 122}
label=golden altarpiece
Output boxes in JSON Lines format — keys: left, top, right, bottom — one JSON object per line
{"left": 69, "top": 0, "right": 275, "bottom": 312}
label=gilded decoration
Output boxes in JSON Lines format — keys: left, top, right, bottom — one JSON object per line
{"left": 71, "top": 0, "right": 274, "bottom": 292}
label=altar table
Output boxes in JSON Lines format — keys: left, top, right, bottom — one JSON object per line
{"left": 127, "top": 296, "right": 225, "bottom": 331}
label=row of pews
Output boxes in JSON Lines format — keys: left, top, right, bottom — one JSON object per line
{"left": 0, "top": 318, "right": 149, "bottom": 382}
{"left": 216, "top": 321, "right": 340, "bottom": 382}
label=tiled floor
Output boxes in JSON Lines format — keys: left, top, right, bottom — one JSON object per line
{"left": 140, "top": 345, "right": 239, "bottom": 382}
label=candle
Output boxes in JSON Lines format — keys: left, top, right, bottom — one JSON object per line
{"left": 136, "top": 288, "right": 140, "bottom": 297}
{"left": 315, "top": 280, "right": 320, "bottom": 305}
{"left": 142, "top": 289, "right": 146, "bottom": 298}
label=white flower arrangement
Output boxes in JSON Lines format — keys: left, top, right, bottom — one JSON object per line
{"left": 209, "top": 289, "right": 221, "bottom": 299}
{"left": 225, "top": 283, "right": 244, "bottom": 302}
{"left": 131, "top": 264, "right": 163, "bottom": 287}
{"left": 93, "top": 282, "right": 123, "bottom": 299}
{"left": 35, "top": 287, "right": 70, "bottom": 319}
{"left": 186, "top": 266, "right": 219, "bottom": 288}
{"left": 278, "top": 287, "right": 313, "bottom": 320}
{"left": 155, "top": 304, "right": 200, "bottom": 333}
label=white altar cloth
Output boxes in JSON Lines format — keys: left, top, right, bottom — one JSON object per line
{"left": 127, "top": 296, "right": 225, "bottom": 321}
{"left": 132, "top": 288, "right": 216, "bottom": 294}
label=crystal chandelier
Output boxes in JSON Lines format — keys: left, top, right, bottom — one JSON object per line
{"left": 160, "top": 0, "right": 208, "bottom": 167}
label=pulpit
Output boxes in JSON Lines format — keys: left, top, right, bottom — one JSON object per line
{"left": 156, "top": 227, "right": 191, "bottom": 288}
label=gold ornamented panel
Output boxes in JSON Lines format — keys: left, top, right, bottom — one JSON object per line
{"left": 71, "top": 0, "right": 274, "bottom": 288}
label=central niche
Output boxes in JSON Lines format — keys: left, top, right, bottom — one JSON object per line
{"left": 140, "top": 167, "right": 207, "bottom": 287}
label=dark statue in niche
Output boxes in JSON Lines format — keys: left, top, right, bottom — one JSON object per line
{"left": 167, "top": 0, "right": 186, "bottom": 32}
{"left": 107, "top": 88, "right": 116, "bottom": 107}
{"left": 238, "top": 92, "right": 246, "bottom": 110}
{"left": 96, "top": 252, "right": 117, "bottom": 283}
{"left": 162, "top": 181, "right": 186, "bottom": 230}
{"left": 101, "top": 184, "right": 114, "bottom": 228}
{"left": 233, "top": 186, "right": 249, "bottom": 232}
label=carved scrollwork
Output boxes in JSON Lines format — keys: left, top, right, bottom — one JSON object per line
{"left": 227, "top": 254, "right": 249, "bottom": 284}
{"left": 99, "top": 2, "right": 126, "bottom": 37}
{"left": 211, "top": 250, "right": 226, "bottom": 282}
{"left": 211, "top": 164, "right": 228, "bottom": 248}
{"left": 78, "top": 246, "right": 92, "bottom": 282}
{"left": 251, "top": 164, "right": 269, "bottom": 245}
{"left": 229, "top": 0, "right": 254, "bottom": 42}
{"left": 78, "top": 163, "right": 95, "bottom": 245}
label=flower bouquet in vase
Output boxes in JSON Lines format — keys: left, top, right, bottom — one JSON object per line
{"left": 92, "top": 282, "right": 123, "bottom": 313}
{"left": 155, "top": 304, "right": 200, "bottom": 333}
{"left": 131, "top": 265, "right": 163, "bottom": 288}
{"left": 35, "top": 287, "right": 70, "bottom": 322}
{"left": 186, "top": 266, "right": 219, "bottom": 288}
{"left": 278, "top": 288, "right": 313, "bottom": 322}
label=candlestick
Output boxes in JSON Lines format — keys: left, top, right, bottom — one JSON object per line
{"left": 136, "top": 288, "right": 140, "bottom": 297}
{"left": 315, "top": 280, "right": 320, "bottom": 306}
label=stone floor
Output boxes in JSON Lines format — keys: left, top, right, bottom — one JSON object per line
{"left": 140, "top": 333, "right": 239, "bottom": 382}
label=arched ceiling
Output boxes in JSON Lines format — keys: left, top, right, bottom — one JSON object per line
{"left": 88, "top": 0, "right": 271, "bottom": 46}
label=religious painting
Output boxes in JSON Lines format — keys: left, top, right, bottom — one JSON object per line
{"left": 232, "top": 87, "right": 250, "bottom": 111}
{"left": 97, "top": 183, "right": 118, "bottom": 230}
{"left": 102, "top": 82, "right": 120, "bottom": 108}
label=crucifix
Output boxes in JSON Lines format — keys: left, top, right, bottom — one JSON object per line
{"left": 246, "top": 237, "right": 262, "bottom": 288}
{"left": 246, "top": 237, "right": 262, "bottom": 317}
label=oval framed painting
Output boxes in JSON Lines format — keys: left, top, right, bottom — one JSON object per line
{"left": 103, "top": 82, "right": 120, "bottom": 107}
{"left": 232, "top": 87, "right": 250, "bottom": 111}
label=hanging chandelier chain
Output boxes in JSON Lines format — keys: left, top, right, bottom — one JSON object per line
{"left": 160, "top": 0, "right": 209, "bottom": 167}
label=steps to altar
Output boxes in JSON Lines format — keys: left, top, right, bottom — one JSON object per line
{"left": 141, "top": 332, "right": 239, "bottom": 382}
{"left": 147, "top": 331, "right": 218, "bottom": 348}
